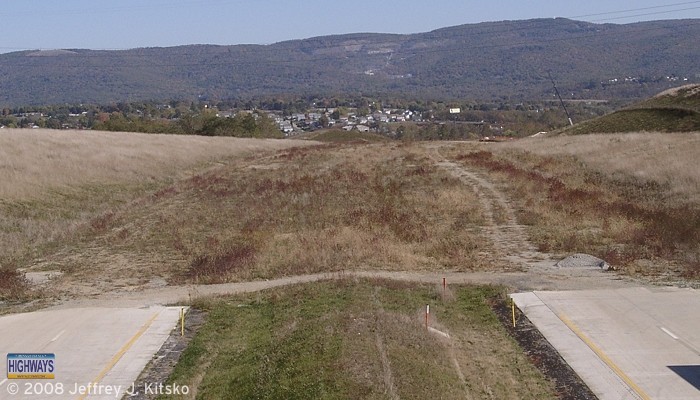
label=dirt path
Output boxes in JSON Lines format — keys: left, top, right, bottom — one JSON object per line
{"left": 435, "top": 158, "right": 549, "bottom": 264}
{"left": 427, "top": 146, "right": 639, "bottom": 290}
{"left": 41, "top": 267, "right": 635, "bottom": 311}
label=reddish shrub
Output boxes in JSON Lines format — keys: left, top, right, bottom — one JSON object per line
{"left": 0, "top": 268, "right": 29, "bottom": 300}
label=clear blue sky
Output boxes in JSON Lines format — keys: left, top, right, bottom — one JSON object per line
{"left": 2, "top": 0, "right": 699, "bottom": 52}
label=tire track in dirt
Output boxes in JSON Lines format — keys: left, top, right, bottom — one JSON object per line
{"left": 42, "top": 266, "right": 637, "bottom": 311}
{"left": 428, "top": 147, "right": 637, "bottom": 288}
{"left": 434, "top": 156, "right": 554, "bottom": 271}
{"left": 371, "top": 288, "right": 399, "bottom": 400}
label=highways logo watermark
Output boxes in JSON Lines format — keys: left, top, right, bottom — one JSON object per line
{"left": 6, "top": 353, "right": 55, "bottom": 379}
{"left": 5, "top": 353, "right": 189, "bottom": 397}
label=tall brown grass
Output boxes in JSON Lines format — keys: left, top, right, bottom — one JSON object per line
{"left": 500, "top": 132, "right": 700, "bottom": 204}
{"left": 446, "top": 133, "right": 700, "bottom": 279}
{"left": 0, "top": 128, "right": 314, "bottom": 275}
{"left": 14, "top": 141, "right": 490, "bottom": 292}
{"left": 0, "top": 267, "right": 29, "bottom": 301}
{"left": 0, "top": 128, "right": 313, "bottom": 200}
{"left": 167, "top": 143, "right": 489, "bottom": 283}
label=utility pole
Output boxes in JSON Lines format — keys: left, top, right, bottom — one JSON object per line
{"left": 548, "top": 71, "right": 574, "bottom": 126}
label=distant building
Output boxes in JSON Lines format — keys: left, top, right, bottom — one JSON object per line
{"left": 279, "top": 121, "right": 294, "bottom": 134}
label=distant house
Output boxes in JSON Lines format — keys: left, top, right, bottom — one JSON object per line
{"left": 355, "top": 125, "right": 370, "bottom": 132}
{"left": 373, "top": 113, "right": 389, "bottom": 123}
{"left": 279, "top": 121, "right": 294, "bottom": 134}
{"left": 216, "top": 111, "right": 234, "bottom": 118}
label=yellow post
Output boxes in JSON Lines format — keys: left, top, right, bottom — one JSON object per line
{"left": 511, "top": 298, "right": 516, "bottom": 328}
{"left": 181, "top": 307, "right": 185, "bottom": 336}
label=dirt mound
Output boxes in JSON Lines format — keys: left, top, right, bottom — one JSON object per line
{"left": 556, "top": 254, "right": 612, "bottom": 271}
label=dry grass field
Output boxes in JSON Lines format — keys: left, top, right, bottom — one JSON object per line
{"left": 12, "top": 141, "right": 496, "bottom": 299}
{"left": 0, "top": 129, "right": 314, "bottom": 299}
{"left": 501, "top": 132, "right": 700, "bottom": 204}
{"left": 0, "top": 128, "right": 311, "bottom": 200}
{"left": 442, "top": 132, "right": 700, "bottom": 280}
{"left": 2, "top": 129, "right": 699, "bottom": 301}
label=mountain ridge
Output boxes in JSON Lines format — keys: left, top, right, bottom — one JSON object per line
{"left": 1, "top": 18, "right": 698, "bottom": 106}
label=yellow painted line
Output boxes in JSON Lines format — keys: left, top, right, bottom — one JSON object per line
{"left": 77, "top": 311, "right": 160, "bottom": 400}
{"left": 559, "top": 313, "right": 651, "bottom": 400}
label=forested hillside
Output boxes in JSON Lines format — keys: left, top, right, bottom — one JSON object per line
{"left": 0, "top": 18, "right": 698, "bottom": 106}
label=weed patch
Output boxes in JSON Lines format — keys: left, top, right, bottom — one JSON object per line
{"left": 0, "top": 268, "right": 29, "bottom": 301}
{"left": 452, "top": 148, "right": 700, "bottom": 277}
{"left": 122, "top": 143, "right": 489, "bottom": 284}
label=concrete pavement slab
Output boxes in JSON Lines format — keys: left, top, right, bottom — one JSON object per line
{"left": 513, "top": 287, "right": 700, "bottom": 400}
{"left": 0, "top": 306, "right": 183, "bottom": 400}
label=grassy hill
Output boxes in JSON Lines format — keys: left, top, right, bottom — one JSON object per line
{"left": 0, "top": 18, "right": 698, "bottom": 106}
{"left": 561, "top": 84, "right": 700, "bottom": 134}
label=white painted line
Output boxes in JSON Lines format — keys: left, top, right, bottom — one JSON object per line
{"left": 50, "top": 329, "right": 66, "bottom": 342}
{"left": 0, "top": 378, "right": 7, "bottom": 387}
{"left": 660, "top": 327, "right": 679, "bottom": 340}
{"left": 428, "top": 326, "right": 450, "bottom": 338}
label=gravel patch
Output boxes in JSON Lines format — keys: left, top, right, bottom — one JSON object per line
{"left": 556, "top": 254, "right": 612, "bottom": 271}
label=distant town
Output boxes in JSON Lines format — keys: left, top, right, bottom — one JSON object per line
{"left": 1, "top": 105, "right": 425, "bottom": 133}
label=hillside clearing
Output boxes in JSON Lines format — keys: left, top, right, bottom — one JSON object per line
{"left": 558, "top": 84, "right": 700, "bottom": 134}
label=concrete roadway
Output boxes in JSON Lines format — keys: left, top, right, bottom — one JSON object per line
{"left": 0, "top": 307, "right": 183, "bottom": 399}
{"left": 512, "top": 287, "right": 700, "bottom": 400}
{"left": 2, "top": 272, "right": 699, "bottom": 400}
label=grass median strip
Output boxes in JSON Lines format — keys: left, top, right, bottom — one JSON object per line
{"left": 160, "top": 279, "right": 555, "bottom": 399}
